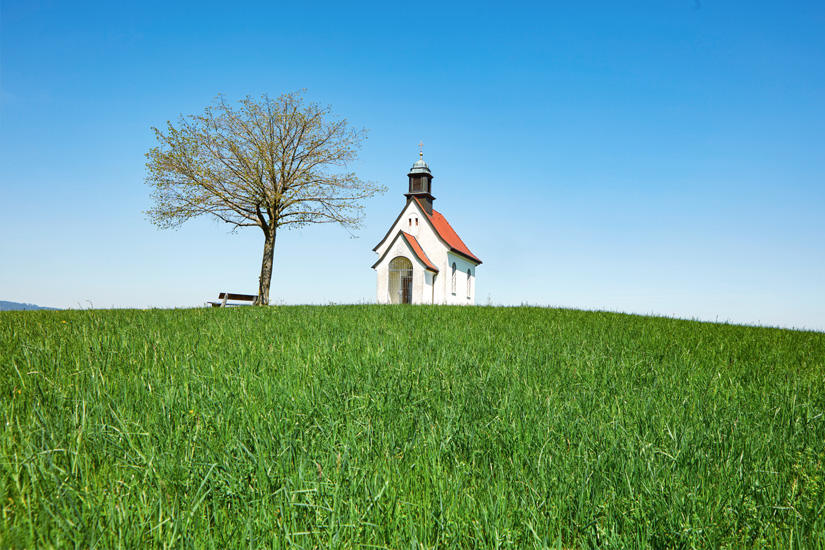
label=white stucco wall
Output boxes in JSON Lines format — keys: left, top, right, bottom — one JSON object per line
{"left": 375, "top": 262, "right": 390, "bottom": 304}
{"left": 444, "top": 253, "right": 477, "bottom": 305}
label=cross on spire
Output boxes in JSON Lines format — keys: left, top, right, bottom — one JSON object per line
{"left": 418, "top": 140, "right": 424, "bottom": 158}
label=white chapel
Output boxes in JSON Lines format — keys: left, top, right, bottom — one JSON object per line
{"left": 372, "top": 152, "right": 482, "bottom": 305}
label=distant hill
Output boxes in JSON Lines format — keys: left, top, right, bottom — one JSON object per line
{"left": 0, "top": 300, "right": 60, "bottom": 311}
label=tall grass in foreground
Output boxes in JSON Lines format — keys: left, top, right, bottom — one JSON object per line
{"left": 1, "top": 305, "right": 823, "bottom": 549}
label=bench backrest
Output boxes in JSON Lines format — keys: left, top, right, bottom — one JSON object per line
{"left": 218, "top": 293, "right": 257, "bottom": 302}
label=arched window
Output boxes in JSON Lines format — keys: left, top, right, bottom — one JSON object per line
{"left": 451, "top": 262, "right": 457, "bottom": 294}
{"left": 466, "top": 269, "right": 472, "bottom": 298}
{"left": 389, "top": 257, "right": 413, "bottom": 304}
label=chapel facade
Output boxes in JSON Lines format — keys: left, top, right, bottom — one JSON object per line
{"left": 372, "top": 153, "right": 482, "bottom": 305}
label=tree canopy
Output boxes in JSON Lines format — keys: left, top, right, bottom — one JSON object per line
{"left": 145, "top": 91, "right": 385, "bottom": 304}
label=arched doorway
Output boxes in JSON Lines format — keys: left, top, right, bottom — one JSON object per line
{"left": 389, "top": 257, "right": 413, "bottom": 304}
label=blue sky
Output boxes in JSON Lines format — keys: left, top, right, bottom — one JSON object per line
{"left": 1, "top": 1, "right": 823, "bottom": 330}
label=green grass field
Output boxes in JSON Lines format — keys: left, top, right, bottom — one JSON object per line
{"left": 1, "top": 305, "right": 823, "bottom": 549}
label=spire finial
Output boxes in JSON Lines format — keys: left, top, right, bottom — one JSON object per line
{"left": 418, "top": 140, "right": 424, "bottom": 158}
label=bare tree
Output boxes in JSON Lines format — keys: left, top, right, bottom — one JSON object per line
{"left": 145, "top": 91, "right": 385, "bottom": 305}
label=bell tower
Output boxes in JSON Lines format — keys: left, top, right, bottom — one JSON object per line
{"left": 404, "top": 142, "right": 435, "bottom": 214}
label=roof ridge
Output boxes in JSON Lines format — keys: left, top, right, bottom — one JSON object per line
{"left": 400, "top": 231, "right": 439, "bottom": 272}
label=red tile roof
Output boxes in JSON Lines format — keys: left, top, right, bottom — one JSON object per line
{"left": 400, "top": 232, "right": 439, "bottom": 272}
{"left": 414, "top": 197, "right": 482, "bottom": 265}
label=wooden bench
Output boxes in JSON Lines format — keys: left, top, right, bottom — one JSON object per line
{"left": 208, "top": 292, "right": 258, "bottom": 307}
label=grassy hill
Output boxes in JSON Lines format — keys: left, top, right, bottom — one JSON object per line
{"left": 1, "top": 306, "right": 823, "bottom": 549}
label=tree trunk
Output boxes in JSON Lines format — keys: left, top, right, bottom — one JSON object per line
{"left": 256, "top": 226, "right": 277, "bottom": 305}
